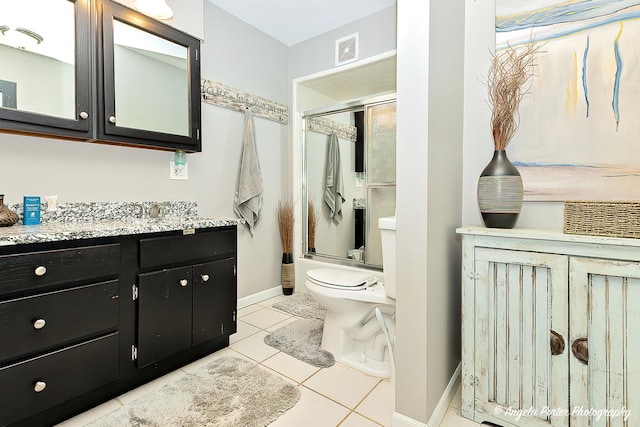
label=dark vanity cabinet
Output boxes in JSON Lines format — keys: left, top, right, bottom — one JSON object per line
{"left": 0, "top": 0, "right": 201, "bottom": 152}
{"left": 0, "top": 226, "right": 237, "bottom": 426}
{"left": 192, "top": 258, "right": 237, "bottom": 345}
{"left": 0, "top": 243, "right": 121, "bottom": 427}
{"left": 135, "top": 229, "right": 237, "bottom": 367}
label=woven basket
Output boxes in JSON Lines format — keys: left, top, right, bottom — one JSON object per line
{"left": 564, "top": 200, "right": 640, "bottom": 238}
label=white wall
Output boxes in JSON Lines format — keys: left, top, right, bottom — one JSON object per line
{"left": 395, "top": 0, "right": 464, "bottom": 424}
{"left": 288, "top": 6, "right": 397, "bottom": 81}
{"left": 0, "top": 2, "right": 289, "bottom": 299}
{"left": 199, "top": 3, "right": 289, "bottom": 297}
{"left": 462, "top": 0, "right": 565, "bottom": 231}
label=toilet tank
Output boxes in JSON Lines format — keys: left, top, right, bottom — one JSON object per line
{"left": 378, "top": 216, "right": 396, "bottom": 299}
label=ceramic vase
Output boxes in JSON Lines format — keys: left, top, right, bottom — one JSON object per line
{"left": 477, "top": 150, "right": 523, "bottom": 229}
{"left": 281, "top": 253, "right": 294, "bottom": 295}
{"left": 0, "top": 195, "right": 19, "bottom": 227}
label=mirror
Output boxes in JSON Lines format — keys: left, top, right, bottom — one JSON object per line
{"left": 303, "top": 96, "right": 396, "bottom": 268}
{"left": 0, "top": 0, "right": 76, "bottom": 119}
{"left": 112, "top": 19, "right": 189, "bottom": 136}
{"left": 100, "top": 0, "right": 200, "bottom": 150}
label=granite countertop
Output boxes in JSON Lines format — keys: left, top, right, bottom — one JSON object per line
{"left": 0, "top": 217, "right": 239, "bottom": 246}
{"left": 0, "top": 201, "right": 240, "bottom": 246}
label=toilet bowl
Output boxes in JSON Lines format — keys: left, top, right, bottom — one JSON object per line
{"left": 304, "top": 216, "right": 397, "bottom": 378}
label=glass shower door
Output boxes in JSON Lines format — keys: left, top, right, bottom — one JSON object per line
{"left": 365, "top": 100, "right": 396, "bottom": 266}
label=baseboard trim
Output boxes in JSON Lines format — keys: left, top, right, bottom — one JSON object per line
{"left": 426, "top": 362, "right": 461, "bottom": 427}
{"left": 237, "top": 286, "right": 283, "bottom": 309}
{"left": 392, "top": 411, "right": 426, "bottom": 427}
{"left": 391, "top": 361, "right": 461, "bottom": 427}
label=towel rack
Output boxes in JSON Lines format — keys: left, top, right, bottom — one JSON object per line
{"left": 201, "top": 79, "right": 289, "bottom": 125}
{"left": 306, "top": 117, "right": 357, "bottom": 142}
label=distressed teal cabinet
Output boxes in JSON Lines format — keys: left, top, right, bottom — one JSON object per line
{"left": 458, "top": 227, "right": 640, "bottom": 427}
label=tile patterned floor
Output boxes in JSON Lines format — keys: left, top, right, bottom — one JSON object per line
{"left": 56, "top": 295, "right": 481, "bottom": 427}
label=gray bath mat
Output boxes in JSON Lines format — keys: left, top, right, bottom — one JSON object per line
{"left": 272, "top": 292, "right": 326, "bottom": 320}
{"left": 264, "top": 318, "right": 335, "bottom": 368}
{"left": 86, "top": 356, "right": 300, "bottom": 427}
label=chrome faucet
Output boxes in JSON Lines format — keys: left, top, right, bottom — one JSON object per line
{"left": 132, "top": 203, "right": 145, "bottom": 219}
{"left": 149, "top": 203, "right": 164, "bottom": 219}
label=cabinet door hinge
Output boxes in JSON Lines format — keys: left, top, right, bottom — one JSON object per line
{"left": 195, "top": 49, "right": 198, "bottom": 61}
{"left": 233, "top": 311, "right": 236, "bottom": 322}
{"left": 131, "top": 345, "right": 138, "bottom": 361}
{"left": 132, "top": 284, "right": 138, "bottom": 300}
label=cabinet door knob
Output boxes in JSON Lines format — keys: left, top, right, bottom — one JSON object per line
{"left": 34, "top": 381, "right": 47, "bottom": 392}
{"left": 550, "top": 330, "right": 565, "bottom": 355}
{"left": 33, "top": 319, "right": 46, "bottom": 330}
{"left": 571, "top": 337, "right": 589, "bottom": 365}
{"left": 201, "top": 274, "right": 209, "bottom": 282}
{"left": 109, "top": 116, "right": 116, "bottom": 124}
{"left": 79, "top": 111, "right": 89, "bottom": 119}
{"left": 34, "top": 266, "right": 47, "bottom": 276}
{"left": 180, "top": 279, "right": 188, "bottom": 287}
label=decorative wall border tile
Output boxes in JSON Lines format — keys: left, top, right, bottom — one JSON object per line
{"left": 201, "top": 79, "right": 289, "bottom": 125}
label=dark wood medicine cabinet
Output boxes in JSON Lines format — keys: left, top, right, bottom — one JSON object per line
{"left": 0, "top": 0, "right": 201, "bottom": 152}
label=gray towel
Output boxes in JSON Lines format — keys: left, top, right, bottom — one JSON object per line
{"left": 233, "top": 108, "right": 263, "bottom": 236}
{"left": 324, "top": 132, "right": 345, "bottom": 224}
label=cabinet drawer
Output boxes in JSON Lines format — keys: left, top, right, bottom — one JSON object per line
{"left": 0, "top": 244, "right": 120, "bottom": 296}
{"left": 0, "top": 332, "right": 119, "bottom": 426}
{"left": 139, "top": 229, "right": 235, "bottom": 269}
{"left": 0, "top": 280, "right": 119, "bottom": 364}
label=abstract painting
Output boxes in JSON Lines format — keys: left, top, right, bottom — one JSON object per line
{"left": 496, "top": 1, "right": 640, "bottom": 201}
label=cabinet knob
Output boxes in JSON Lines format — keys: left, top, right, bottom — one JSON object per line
{"left": 201, "top": 274, "right": 209, "bottom": 282}
{"left": 571, "top": 337, "right": 589, "bottom": 365}
{"left": 79, "top": 111, "right": 89, "bottom": 119}
{"left": 33, "top": 319, "right": 46, "bottom": 330}
{"left": 109, "top": 116, "right": 116, "bottom": 124}
{"left": 34, "top": 381, "right": 47, "bottom": 393}
{"left": 34, "top": 266, "right": 47, "bottom": 276}
{"left": 180, "top": 279, "right": 188, "bottom": 287}
{"left": 550, "top": 330, "right": 565, "bottom": 355}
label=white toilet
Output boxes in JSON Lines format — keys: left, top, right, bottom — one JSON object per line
{"left": 305, "top": 216, "right": 397, "bottom": 377}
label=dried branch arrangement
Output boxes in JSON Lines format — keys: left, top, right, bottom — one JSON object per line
{"left": 488, "top": 42, "right": 540, "bottom": 150}
{"left": 276, "top": 197, "right": 294, "bottom": 254}
{"left": 307, "top": 199, "right": 319, "bottom": 250}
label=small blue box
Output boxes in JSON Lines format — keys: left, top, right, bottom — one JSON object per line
{"left": 23, "top": 196, "right": 41, "bottom": 225}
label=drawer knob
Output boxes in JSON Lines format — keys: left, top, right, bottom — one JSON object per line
{"left": 180, "top": 279, "right": 188, "bottom": 287}
{"left": 201, "top": 274, "right": 210, "bottom": 282}
{"left": 34, "top": 266, "right": 47, "bottom": 276}
{"left": 34, "top": 381, "right": 47, "bottom": 392}
{"left": 33, "top": 319, "right": 46, "bottom": 330}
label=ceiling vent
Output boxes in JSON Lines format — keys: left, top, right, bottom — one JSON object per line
{"left": 335, "top": 33, "right": 359, "bottom": 66}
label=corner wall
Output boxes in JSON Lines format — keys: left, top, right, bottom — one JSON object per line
{"left": 394, "top": 0, "right": 464, "bottom": 423}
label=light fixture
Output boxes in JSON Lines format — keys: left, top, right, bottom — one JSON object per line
{"left": 134, "top": 0, "right": 174, "bottom": 20}
{"left": 0, "top": 25, "right": 43, "bottom": 50}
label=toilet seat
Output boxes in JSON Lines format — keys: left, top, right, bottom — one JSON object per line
{"left": 306, "top": 268, "right": 378, "bottom": 291}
